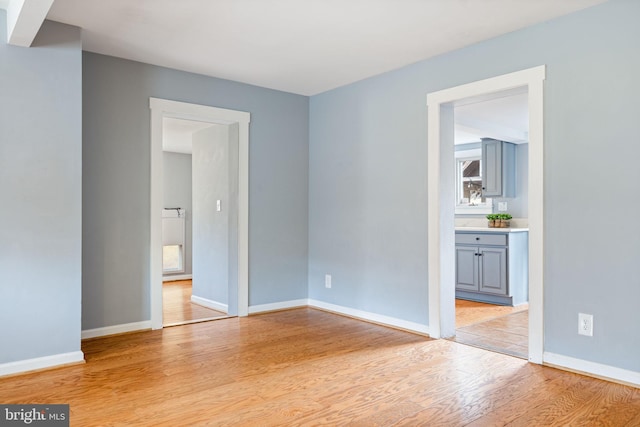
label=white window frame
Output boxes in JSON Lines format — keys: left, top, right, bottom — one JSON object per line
{"left": 454, "top": 148, "right": 492, "bottom": 215}
{"left": 162, "top": 244, "right": 185, "bottom": 274}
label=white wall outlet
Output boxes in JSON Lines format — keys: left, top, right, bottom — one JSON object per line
{"left": 498, "top": 202, "right": 508, "bottom": 212}
{"left": 325, "top": 274, "right": 332, "bottom": 289}
{"left": 578, "top": 313, "right": 593, "bottom": 336}
{"left": 216, "top": 200, "right": 221, "bottom": 212}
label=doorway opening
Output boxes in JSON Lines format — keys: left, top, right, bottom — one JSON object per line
{"left": 451, "top": 90, "right": 530, "bottom": 359}
{"left": 161, "top": 118, "right": 235, "bottom": 326}
{"left": 427, "top": 66, "right": 545, "bottom": 363}
{"left": 150, "top": 98, "right": 250, "bottom": 330}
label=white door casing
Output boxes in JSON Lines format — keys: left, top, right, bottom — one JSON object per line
{"left": 426, "top": 66, "right": 545, "bottom": 363}
{"left": 150, "top": 98, "right": 250, "bottom": 329}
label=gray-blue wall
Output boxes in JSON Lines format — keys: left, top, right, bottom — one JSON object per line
{"left": 191, "top": 125, "right": 232, "bottom": 308}
{"left": 0, "top": 15, "right": 82, "bottom": 363}
{"left": 163, "top": 152, "right": 193, "bottom": 276}
{"left": 309, "top": 0, "right": 640, "bottom": 371}
{"left": 83, "top": 53, "right": 309, "bottom": 329}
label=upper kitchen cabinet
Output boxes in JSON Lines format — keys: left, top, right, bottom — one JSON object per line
{"left": 482, "top": 138, "right": 516, "bottom": 198}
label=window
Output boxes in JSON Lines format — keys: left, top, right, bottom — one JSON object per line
{"left": 163, "top": 244, "right": 183, "bottom": 272}
{"left": 455, "top": 148, "right": 492, "bottom": 214}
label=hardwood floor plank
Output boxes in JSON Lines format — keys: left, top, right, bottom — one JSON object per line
{"left": 453, "top": 330, "right": 527, "bottom": 359}
{"left": 0, "top": 308, "right": 635, "bottom": 426}
{"left": 398, "top": 364, "right": 550, "bottom": 425}
{"left": 464, "top": 373, "right": 587, "bottom": 426}
{"left": 455, "top": 299, "right": 528, "bottom": 328}
{"left": 503, "top": 376, "right": 640, "bottom": 427}
{"left": 458, "top": 325, "right": 528, "bottom": 346}
{"left": 624, "top": 406, "right": 640, "bottom": 427}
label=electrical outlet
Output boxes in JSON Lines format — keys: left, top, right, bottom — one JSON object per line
{"left": 578, "top": 313, "right": 593, "bottom": 337}
{"left": 498, "top": 202, "right": 508, "bottom": 212}
{"left": 325, "top": 274, "right": 332, "bottom": 289}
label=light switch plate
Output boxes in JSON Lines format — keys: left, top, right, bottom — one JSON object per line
{"left": 325, "top": 274, "right": 332, "bottom": 289}
{"left": 216, "top": 200, "right": 221, "bottom": 212}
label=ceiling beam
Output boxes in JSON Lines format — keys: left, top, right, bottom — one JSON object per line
{"left": 6, "top": 0, "right": 55, "bottom": 47}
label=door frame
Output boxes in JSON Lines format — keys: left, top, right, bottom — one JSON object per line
{"left": 149, "top": 98, "right": 250, "bottom": 329}
{"left": 426, "top": 66, "right": 545, "bottom": 363}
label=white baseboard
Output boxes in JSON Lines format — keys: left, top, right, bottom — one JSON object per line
{"left": 308, "top": 299, "right": 430, "bottom": 335}
{"left": 82, "top": 320, "right": 152, "bottom": 339}
{"left": 0, "top": 351, "right": 85, "bottom": 377}
{"left": 248, "top": 298, "right": 430, "bottom": 335}
{"left": 544, "top": 352, "right": 640, "bottom": 388}
{"left": 191, "top": 295, "right": 228, "bottom": 313}
{"left": 248, "top": 299, "right": 309, "bottom": 314}
{"left": 163, "top": 274, "right": 192, "bottom": 282}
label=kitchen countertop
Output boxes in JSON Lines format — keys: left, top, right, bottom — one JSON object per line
{"left": 455, "top": 226, "right": 529, "bottom": 233}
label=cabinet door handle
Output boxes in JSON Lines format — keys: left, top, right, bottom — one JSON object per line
{"left": 475, "top": 237, "right": 480, "bottom": 241}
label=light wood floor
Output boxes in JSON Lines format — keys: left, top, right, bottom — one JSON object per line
{"left": 454, "top": 299, "right": 529, "bottom": 358}
{"left": 163, "top": 280, "right": 227, "bottom": 326}
{"left": 2, "top": 308, "right": 639, "bottom": 426}
{"left": 455, "top": 310, "right": 528, "bottom": 359}
{"left": 455, "top": 298, "right": 528, "bottom": 329}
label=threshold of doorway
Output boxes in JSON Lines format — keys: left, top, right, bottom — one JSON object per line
{"left": 164, "top": 316, "right": 233, "bottom": 328}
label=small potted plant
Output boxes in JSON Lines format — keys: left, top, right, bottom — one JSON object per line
{"left": 497, "top": 213, "right": 512, "bottom": 228}
{"left": 486, "top": 214, "right": 498, "bottom": 228}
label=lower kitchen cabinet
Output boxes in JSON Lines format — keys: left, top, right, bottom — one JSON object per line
{"left": 455, "top": 230, "right": 528, "bottom": 306}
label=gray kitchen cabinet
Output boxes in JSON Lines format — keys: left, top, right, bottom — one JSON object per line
{"left": 455, "top": 246, "right": 478, "bottom": 292}
{"left": 455, "top": 244, "right": 506, "bottom": 295}
{"left": 478, "top": 247, "right": 507, "bottom": 295}
{"left": 482, "top": 138, "right": 515, "bottom": 198}
{"left": 455, "top": 230, "right": 528, "bottom": 306}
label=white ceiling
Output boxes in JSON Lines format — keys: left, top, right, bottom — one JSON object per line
{"left": 455, "top": 91, "right": 528, "bottom": 145}
{"left": 162, "top": 118, "right": 216, "bottom": 154}
{"left": 43, "top": 0, "right": 607, "bottom": 96}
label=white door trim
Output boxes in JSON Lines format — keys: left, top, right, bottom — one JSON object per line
{"left": 150, "top": 98, "right": 250, "bottom": 329}
{"left": 426, "top": 65, "right": 545, "bottom": 363}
